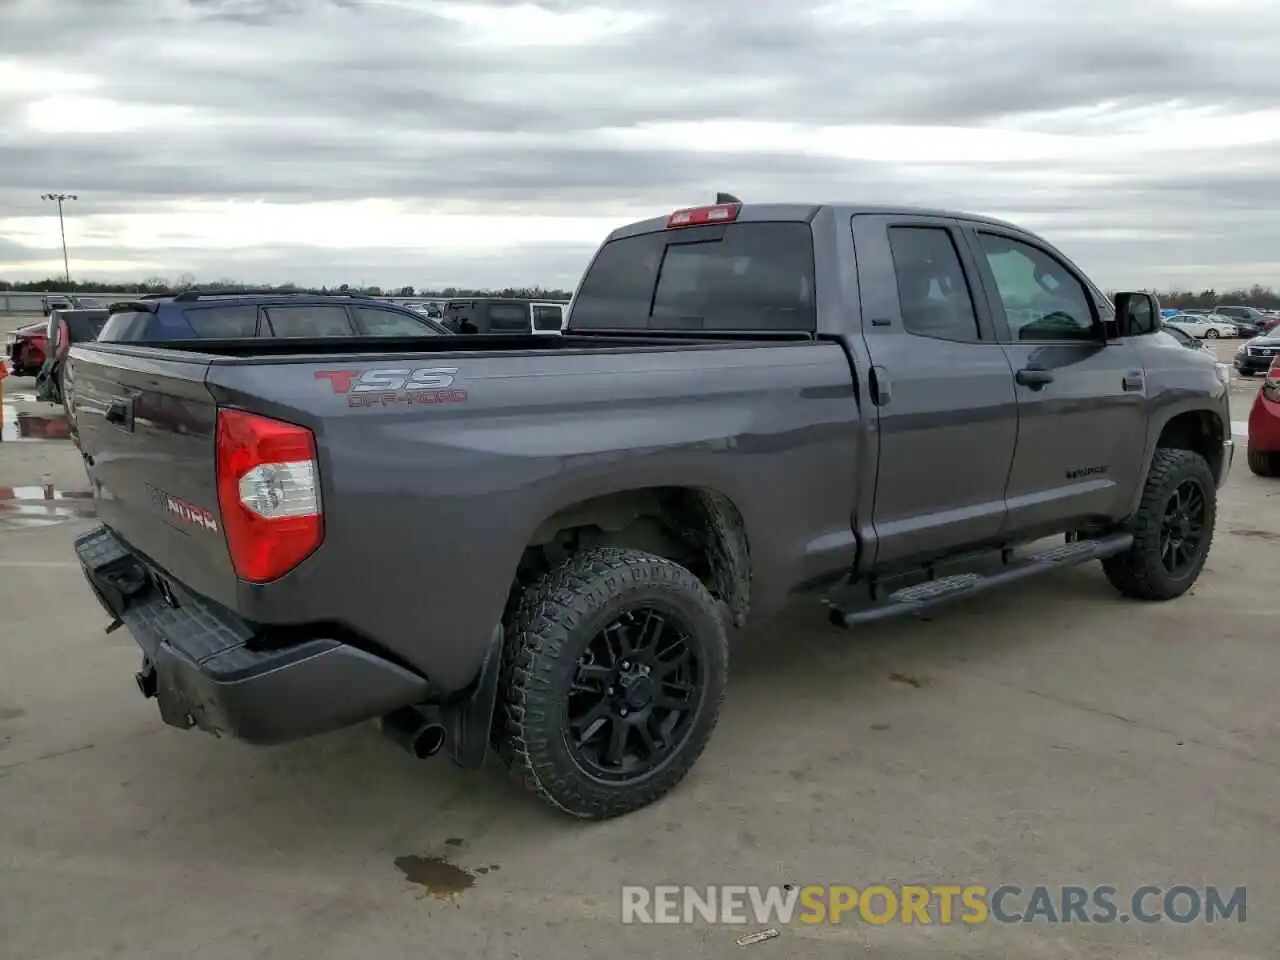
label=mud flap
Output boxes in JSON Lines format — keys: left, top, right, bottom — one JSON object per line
{"left": 443, "top": 624, "right": 503, "bottom": 770}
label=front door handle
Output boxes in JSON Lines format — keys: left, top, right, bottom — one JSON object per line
{"left": 1015, "top": 366, "right": 1054, "bottom": 389}
{"left": 1122, "top": 371, "right": 1144, "bottom": 391}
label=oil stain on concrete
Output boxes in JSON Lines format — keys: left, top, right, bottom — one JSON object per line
{"left": 394, "top": 854, "right": 480, "bottom": 900}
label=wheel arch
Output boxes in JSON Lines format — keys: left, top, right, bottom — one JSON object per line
{"left": 506, "top": 485, "right": 753, "bottom": 629}
{"left": 1127, "top": 406, "right": 1227, "bottom": 516}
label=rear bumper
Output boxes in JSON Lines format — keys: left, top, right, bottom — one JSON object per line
{"left": 75, "top": 524, "right": 432, "bottom": 745}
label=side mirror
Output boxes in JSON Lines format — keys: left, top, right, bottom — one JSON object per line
{"left": 1112, "top": 291, "right": 1160, "bottom": 338}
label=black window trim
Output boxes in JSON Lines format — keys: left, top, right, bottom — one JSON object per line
{"left": 961, "top": 225, "right": 1102, "bottom": 345}
{"left": 883, "top": 220, "right": 989, "bottom": 345}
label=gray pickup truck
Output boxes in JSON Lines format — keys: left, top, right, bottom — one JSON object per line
{"left": 67, "top": 200, "right": 1233, "bottom": 819}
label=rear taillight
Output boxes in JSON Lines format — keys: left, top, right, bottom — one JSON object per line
{"left": 667, "top": 203, "right": 740, "bottom": 228}
{"left": 215, "top": 408, "right": 322, "bottom": 583}
{"left": 1264, "top": 360, "right": 1280, "bottom": 403}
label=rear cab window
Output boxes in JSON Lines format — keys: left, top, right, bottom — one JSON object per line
{"left": 570, "top": 221, "right": 816, "bottom": 332}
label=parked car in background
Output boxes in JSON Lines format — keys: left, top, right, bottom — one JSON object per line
{"left": 1233, "top": 329, "right": 1280, "bottom": 376}
{"left": 35, "top": 307, "right": 109, "bottom": 404}
{"left": 1214, "top": 305, "right": 1269, "bottom": 337}
{"left": 5, "top": 320, "right": 51, "bottom": 375}
{"left": 41, "top": 294, "right": 73, "bottom": 316}
{"left": 95, "top": 290, "right": 451, "bottom": 343}
{"left": 1163, "top": 313, "right": 1238, "bottom": 339}
{"left": 441, "top": 297, "right": 567, "bottom": 335}
{"left": 1246, "top": 356, "right": 1280, "bottom": 477}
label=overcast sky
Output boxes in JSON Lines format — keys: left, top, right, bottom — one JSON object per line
{"left": 2, "top": 0, "right": 1279, "bottom": 291}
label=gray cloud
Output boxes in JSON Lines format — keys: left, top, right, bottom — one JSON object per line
{"left": 2, "top": 0, "right": 1280, "bottom": 289}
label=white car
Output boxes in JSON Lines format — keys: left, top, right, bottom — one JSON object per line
{"left": 1163, "top": 314, "right": 1238, "bottom": 339}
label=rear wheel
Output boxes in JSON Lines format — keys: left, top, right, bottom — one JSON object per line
{"left": 498, "top": 547, "right": 728, "bottom": 819}
{"left": 1248, "top": 447, "right": 1280, "bottom": 478}
{"left": 1102, "top": 448, "right": 1216, "bottom": 601}
{"left": 1205, "top": 328, "right": 1220, "bottom": 339}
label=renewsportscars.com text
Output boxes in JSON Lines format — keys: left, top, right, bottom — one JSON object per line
{"left": 621, "top": 884, "right": 1247, "bottom": 926}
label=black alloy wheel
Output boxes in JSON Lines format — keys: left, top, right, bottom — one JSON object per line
{"left": 498, "top": 547, "right": 728, "bottom": 819}
{"left": 1158, "top": 479, "right": 1207, "bottom": 576}
{"left": 565, "top": 607, "right": 702, "bottom": 782}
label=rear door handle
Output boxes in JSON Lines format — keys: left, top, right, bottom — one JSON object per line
{"left": 1015, "top": 366, "right": 1054, "bottom": 389}
{"left": 1123, "top": 371, "right": 1144, "bottom": 391}
{"left": 105, "top": 396, "right": 134, "bottom": 429}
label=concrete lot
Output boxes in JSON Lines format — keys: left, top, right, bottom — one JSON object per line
{"left": 1, "top": 347, "right": 1278, "bottom": 959}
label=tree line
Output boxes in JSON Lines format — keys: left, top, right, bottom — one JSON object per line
{"left": 4, "top": 275, "right": 1280, "bottom": 311}
{"left": 0, "top": 276, "right": 575, "bottom": 301}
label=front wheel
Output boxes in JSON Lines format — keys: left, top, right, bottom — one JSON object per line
{"left": 1205, "top": 328, "right": 1220, "bottom": 339}
{"left": 1101, "top": 448, "right": 1217, "bottom": 600}
{"left": 498, "top": 547, "right": 728, "bottom": 819}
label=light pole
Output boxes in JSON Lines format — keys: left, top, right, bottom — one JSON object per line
{"left": 40, "top": 192, "right": 77, "bottom": 287}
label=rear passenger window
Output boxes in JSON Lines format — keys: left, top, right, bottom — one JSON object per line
{"left": 531, "top": 304, "right": 563, "bottom": 331}
{"left": 887, "top": 227, "right": 981, "bottom": 342}
{"left": 487, "top": 303, "right": 530, "bottom": 332}
{"left": 264, "top": 305, "right": 353, "bottom": 338}
{"left": 352, "top": 306, "right": 438, "bottom": 336}
{"left": 182, "top": 305, "right": 258, "bottom": 338}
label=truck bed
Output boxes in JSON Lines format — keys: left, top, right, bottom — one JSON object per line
{"left": 66, "top": 331, "right": 862, "bottom": 699}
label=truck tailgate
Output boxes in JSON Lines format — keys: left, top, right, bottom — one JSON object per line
{"left": 69, "top": 346, "right": 240, "bottom": 607}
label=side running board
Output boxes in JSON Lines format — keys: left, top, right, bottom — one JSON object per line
{"left": 829, "top": 533, "right": 1134, "bottom": 628}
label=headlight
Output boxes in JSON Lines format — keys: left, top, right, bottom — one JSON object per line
{"left": 1215, "top": 363, "right": 1231, "bottom": 386}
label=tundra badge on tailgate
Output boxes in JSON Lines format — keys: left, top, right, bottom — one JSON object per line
{"left": 313, "top": 367, "right": 468, "bottom": 408}
{"left": 145, "top": 483, "right": 219, "bottom": 533}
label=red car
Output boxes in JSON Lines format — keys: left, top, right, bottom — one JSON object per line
{"left": 1247, "top": 356, "right": 1280, "bottom": 477}
{"left": 6, "top": 320, "right": 49, "bottom": 376}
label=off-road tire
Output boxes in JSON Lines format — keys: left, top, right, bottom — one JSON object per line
{"left": 1101, "top": 448, "right": 1216, "bottom": 601}
{"left": 498, "top": 547, "right": 728, "bottom": 819}
{"left": 1247, "top": 447, "right": 1280, "bottom": 478}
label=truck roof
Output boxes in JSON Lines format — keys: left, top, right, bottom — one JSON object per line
{"left": 605, "top": 202, "right": 1029, "bottom": 242}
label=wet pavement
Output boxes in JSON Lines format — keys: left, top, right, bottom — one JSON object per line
{"left": 0, "top": 483, "right": 96, "bottom": 531}
{"left": 1, "top": 406, "right": 72, "bottom": 442}
{"left": 0, "top": 373, "right": 94, "bottom": 527}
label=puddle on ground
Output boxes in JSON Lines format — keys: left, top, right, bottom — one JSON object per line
{"left": 0, "top": 410, "right": 71, "bottom": 442}
{"left": 394, "top": 854, "right": 479, "bottom": 900}
{"left": 0, "top": 484, "right": 97, "bottom": 526}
